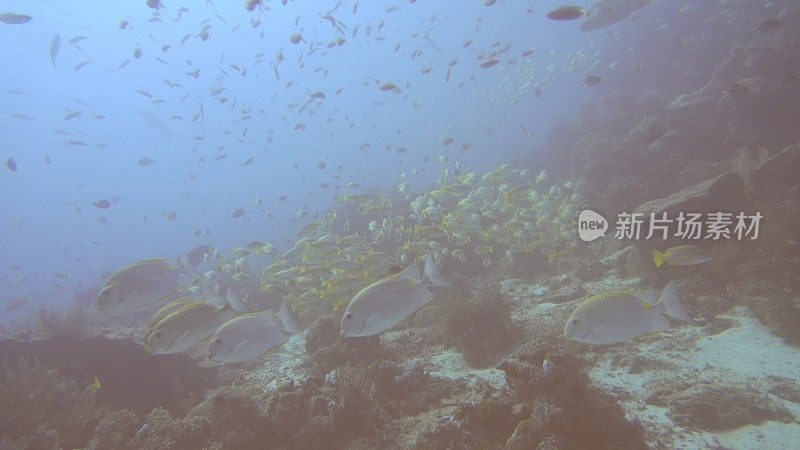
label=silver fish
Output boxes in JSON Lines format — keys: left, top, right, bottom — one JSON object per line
{"left": 49, "top": 33, "right": 61, "bottom": 68}
{"left": 581, "top": 0, "right": 652, "bottom": 31}
{"left": 341, "top": 254, "right": 452, "bottom": 337}
{"left": 564, "top": 280, "right": 690, "bottom": 345}
{"left": 95, "top": 258, "right": 181, "bottom": 312}
{"left": 207, "top": 303, "right": 298, "bottom": 363}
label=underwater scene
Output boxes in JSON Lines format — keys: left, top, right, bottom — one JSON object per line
{"left": 2, "top": 0, "right": 800, "bottom": 448}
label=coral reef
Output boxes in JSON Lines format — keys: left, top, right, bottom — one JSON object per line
{"left": 651, "top": 383, "right": 795, "bottom": 431}
{"left": 0, "top": 334, "right": 222, "bottom": 417}
{"left": 443, "top": 280, "right": 522, "bottom": 368}
{"left": 497, "top": 343, "right": 648, "bottom": 449}
{"left": 0, "top": 358, "right": 112, "bottom": 449}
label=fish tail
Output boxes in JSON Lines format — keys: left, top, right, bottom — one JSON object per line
{"left": 652, "top": 249, "right": 667, "bottom": 267}
{"left": 422, "top": 254, "right": 452, "bottom": 288}
{"left": 657, "top": 280, "right": 691, "bottom": 322}
{"left": 279, "top": 302, "right": 301, "bottom": 334}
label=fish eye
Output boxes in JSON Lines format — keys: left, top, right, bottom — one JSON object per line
{"left": 571, "top": 319, "right": 579, "bottom": 325}
{"left": 344, "top": 313, "right": 353, "bottom": 320}
{"left": 154, "top": 331, "right": 162, "bottom": 338}
{"left": 214, "top": 338, "right": 222, "bottom": 345}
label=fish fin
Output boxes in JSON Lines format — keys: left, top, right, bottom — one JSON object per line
{"left": 400, "top": 265, "right": 423, "bottom": 284}
{"left": 279, "top": 302, "right": 301, "bottom": 334}
{"left": 204, "top": 295, "right": 226, "bottom": 309}
{"left": 413, "top": 285, "right": 435, "bottom": 307}
{"left": 178, "top": 255, "right": 202, "bottom": 281}
{"left": 657, "top": 280, "right": 691, "bottom": 322}
{"left": 264, "top": 322, "right": 290, "bottom": 348}
{"left": 632, "top": 289, "right": 659, "bottom": 305}
{"left": 652, "top": 249, "right": 666, "bottom": 267}
{"left": 422, "top": 254, "right": 452, "bottom": 288}
{"left": 647, "top": 311, "right": 671, "bottom": 333}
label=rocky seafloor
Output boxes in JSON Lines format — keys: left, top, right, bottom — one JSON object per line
{"left": 4, "top": 10, "right": 800, "bottom": 447}
{"left": 3, "top": 242, "right": 799, "bottom": 449}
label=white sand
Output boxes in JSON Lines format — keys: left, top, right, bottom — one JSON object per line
{"left": 585, "top": 306, "right": 800, "bottom": 448}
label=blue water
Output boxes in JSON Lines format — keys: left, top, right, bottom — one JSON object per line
{"left": 0, "top": 1, "right": 605, "bottom": 315}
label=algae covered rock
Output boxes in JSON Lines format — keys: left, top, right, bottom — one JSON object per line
{"left": 661, "top": 383, "right": 795, "bottom": 430}
{"left": 443, "top": 281, "right": 522, "bottom": 368}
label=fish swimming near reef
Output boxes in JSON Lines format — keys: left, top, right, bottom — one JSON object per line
{"left": 207, "top": 303, "right": 299, "bottom": 363}
{"left": 341, "top": 254, "right": 452, "bottom": 338}
{"left": 146, "top": 301, "right": 225, "bottom": 354}
{"left": 581, "top": 0, "right": 652, "bottom": 31}
{"left": 564, "top": 280, "right": 690, "bottom": 345}
{"left": 652, "top": 245, "right": 713, "bottom": 267}
{"left": 95, "top": 258, "right": 182, "bottom": 312}
{"left": 144, "top": 295, "right": 197, "bottom": 340}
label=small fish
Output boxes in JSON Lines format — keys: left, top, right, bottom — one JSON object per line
{"left": 67, "top": 140, "right": 87, "bottom": 146}
{"left": 49, "top": 34, "right": 61, "bottom": 68}
{"left": 546, "top": 5, "right": 584, "bottom": 21}
{"left": 379, "top": 82, "right": 397, "bottom": 91}
{"left": 163, "top": 211, "right": 178, "bottom": 220}
{"left": 82, "top": 377, "right": 101, "bottom": 399}
{"left": 138, "top": 157, "right": 155, "bottom": 166}
{"left": 0, "top": 12, "right": 33, "bottom": 24}
{"left": 93, "top": 199, "right": 111, "bottom": 209}
{"left": 6, "top": 296, "right": 30, "bottom": 312}
{"left": 69, "top": 35, "right": 87, "bottom": 48}
{"left": 242, "top": 157, "right": 254, "bottom": 167}
{"left": 73, "top": 60, "right": 91, "bottom": 71}
{"left": 564, "top": 280, "right": 690, "bottom": 345}
{"left": 652, "top": 246, "right": 712, "bottom": 267}
{"left": 341, "top": 254, "right": 452, "bottom": 337}
{"left": 64, "top": 109, "right": 83, "bottom": 120}
{"left": 753, "top": 19, "right": 781, "bottom": 33}
{"left": 583, "top": 75, "right": 602, "bottom": 85}
{"left": 6, "top": 158, "right": 17, "bottom": 172}
{"left": 442, "top": 137, "right": 454, "bottom": 146}
{"left": 232, "top": 208, "right": 246, "bottom": 218}
{"left": 480, "top": 58, "right": 500, "bottom": 69}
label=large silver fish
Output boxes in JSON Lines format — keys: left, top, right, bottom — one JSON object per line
{"left": 207, "top": 303, "right": 298, "bottom": 363}
{"left": 564, "top": 280, "right": 690, "bottom": 345}
{"left": 581, "top": 0, "right": 652, "bottom": 31}
{"left": 146, "top": 301, "right": 225, "bottom": 354}
{"left": 341, "top": 254, "right": 452, "bottom": 338}
{"left": 95, "top": 258, "right": 181, "bottom": 312}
